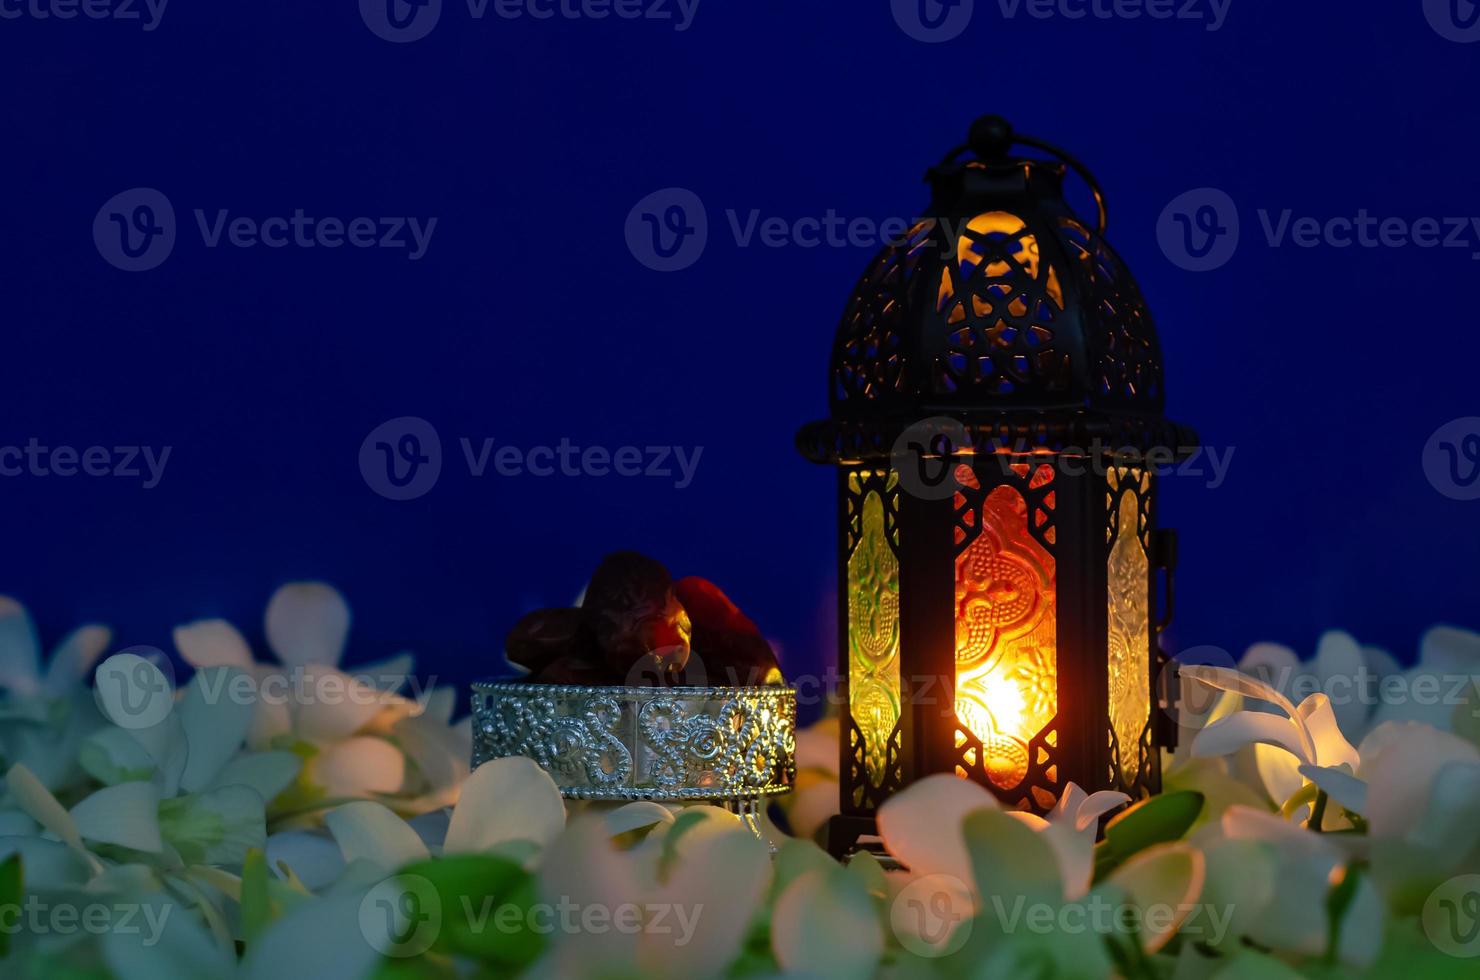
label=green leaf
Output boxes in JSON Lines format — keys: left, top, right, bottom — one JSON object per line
{"left": 0, "top": 853, "right": 20, "bottom": 958}
{"left": 397, "top": 855, "right": 545, "bottom": 967}
{"left": 241, "top": 848, "right": 271, "bottom": 945}
{"left": 1093, "top": 791, "right": 1204, "bottom": 882}
{"left": 768, "top": 838, "right": 836, "bottom": 901}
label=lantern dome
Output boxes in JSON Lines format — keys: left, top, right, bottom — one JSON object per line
{"left": 798, "top": 116, "right": 1195, "bottom": 464}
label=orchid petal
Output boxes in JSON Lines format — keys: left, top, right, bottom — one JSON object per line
{"left": 444, "top": 756, "right": 566, "bottom": 854}
{"left": 43, "top": 624, "right": 112, "bottom": 696}
{"left": 1360, "top": 723, "right": 1480, "bottom": 839}
{"left": 179, "top": 667, "right": 255, "bottom": 792}
{"left": 265, "top": 582, "right": 350, "bottom": 669}
{"left": 1312, "top": 631, "right": 1368, "bottom": 738}
{"left": 0, "top": 836, "right": 93, "bottom": 889}
{"left": 290, "top": 667, "right": 395, "bottom": 742}
{"left": 1193, "top": 711, "right": 1312, "bottom": 766}
{"left": 6, "top": 763, "right": 85, "bottom": 852}
{"left": 159, "top": 785, "right": 267, "bottom": 866}
{"left": 209, "top": 751, "right": 303, "bottom": 805}
{"left": 1103, "top": 843, "right": 1206, "bottom": 953}
{"left": 639, "top": 824, "right": 771, "bottom": 978}
{"left": 877, "top": 773, "right": 997, "bottom": 880}
{"left": 1298, "top": 764, "right": 1368, "bottom": 815}
{"left": 1293, "top": 693, "right": 1359, "bottom": 770}
{"left": 102, "top": 895, "right": 239, "bottom": 980}
{"left": 0, "top": 596, "right": 42, "bottom": 696}
{"left": 1195, "top": 837, "right": 1278, "bottom": 950}
{"left": 1238, "top": 642, "right": 1300, "bottom": 699}
{"left": 80, "top": 725, "right": 160, "bottom": 785}
{"left": 1179, "top": 665, "right": 1304, "bottom": 738}
{"left": 309, "top": 736, "right": 405, "bottom": 798}
{"left": 602, "top": 801, "right": 676, "bottom": 839}
{"left": 325, "top": 800, "right": 430, "bottom": 873}
{"left": 533, "top": 816, "right": 644, "bottom": 975}
{"left": 963, "top": 806, "right": 1064, "bottom": 910}
{"left": 1253, "top": 743, "right": 1306, "bottom": 809}
{"left": 72, "top": 781, "right": 164, "bottom": 853}
{"left": 1420, "top": 624, "right": 1480, "bottom": 673}
{"left": 266, "top": 830, "right": 346, "bottom": 891}
{"left": 773, "top": 867, "right": 882, "bottom": 980}
{"left": 242, "top": 893, "right": 379, "bottom": 980}
{"left": 1072, "top": 789, "right": 1130, "bottom": 832}
{"left": 174, "top": 619, "right": 255, "bottom": 671}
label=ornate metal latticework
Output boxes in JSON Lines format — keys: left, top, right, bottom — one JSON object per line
{"left": 799, "top": 115, "right": 1193, "bottom": 859}
{"left": 470, "top": 681, "right": 796, "bottom": 802}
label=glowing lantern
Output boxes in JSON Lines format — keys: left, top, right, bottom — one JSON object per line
{"left": 796, "top": 116, "right": 1194, "bottom": 857}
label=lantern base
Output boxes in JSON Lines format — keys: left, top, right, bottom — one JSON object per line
{"left": 826, "top": 814, "right": 893, "bottom": 863}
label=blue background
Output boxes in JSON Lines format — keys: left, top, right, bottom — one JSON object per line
{"left": 3, "top": 0, "right": 1478, "bottom": 703}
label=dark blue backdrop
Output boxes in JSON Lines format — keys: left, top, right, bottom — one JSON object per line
{"left": 3, "top": 1, "right": 1478, "bottom": 699}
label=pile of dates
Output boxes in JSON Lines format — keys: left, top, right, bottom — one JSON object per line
{"left": 505, "top": 551, "right": 784, "bottom": 688}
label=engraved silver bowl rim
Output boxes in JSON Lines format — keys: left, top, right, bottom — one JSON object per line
{"left": 470, "top": 679, "right": 798, "bottom": 802}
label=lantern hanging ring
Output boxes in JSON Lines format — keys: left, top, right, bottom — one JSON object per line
{"left": 936, "top": 114, "right": 1110, "bottom": 237}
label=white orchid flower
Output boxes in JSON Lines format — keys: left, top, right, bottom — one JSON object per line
{"left": 1353, "top": 721, "right": 1480, "bottom": 908}
{"left": 1196, "top": 805, "right": 1384, "bottom": 969}
{"left": 1368, "top": 625, "right": 1480, "bottom": 736}
{"left": 173, "top": 583, "right": 468, "bottom": 818}
{"left": 1181, "top": 664, "right": 1360, "bottom": 825}
{"left": 1, "top": 653, "right": 308, "bottom": 954}
{"left": 1238, "top": 630, "right": 1399, "bottom": 742}
{"left": 0, "top": 597, "right": 112, "bottom": 793}
{"left": 876, "top": 774, "right": 1203, "bottom": 966}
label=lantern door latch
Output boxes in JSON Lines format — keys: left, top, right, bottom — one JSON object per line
{"left": 1152, "top": 528, "right": 1180, "bottom": 750}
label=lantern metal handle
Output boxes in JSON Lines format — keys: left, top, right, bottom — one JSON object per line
{"left": 939, "top": 114, "right": 1110, "bottom": 237}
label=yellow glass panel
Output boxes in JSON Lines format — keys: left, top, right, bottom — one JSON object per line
{"left": 848, "top": 488, "right": 900, "bottom": 788}
{"left": 1108, "top": 480, "right": 1151, "bottom": 784}
{"left": 955, "top": 484, "right": 1056, "bottom": 790}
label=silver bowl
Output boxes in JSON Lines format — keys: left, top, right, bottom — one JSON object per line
{"left": 470, "top": 680, "right": 797, "bottom": 804}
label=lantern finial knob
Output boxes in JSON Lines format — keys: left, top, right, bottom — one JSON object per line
{"left": 968, "top": 115, "right": 1014, "bottom": 160}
